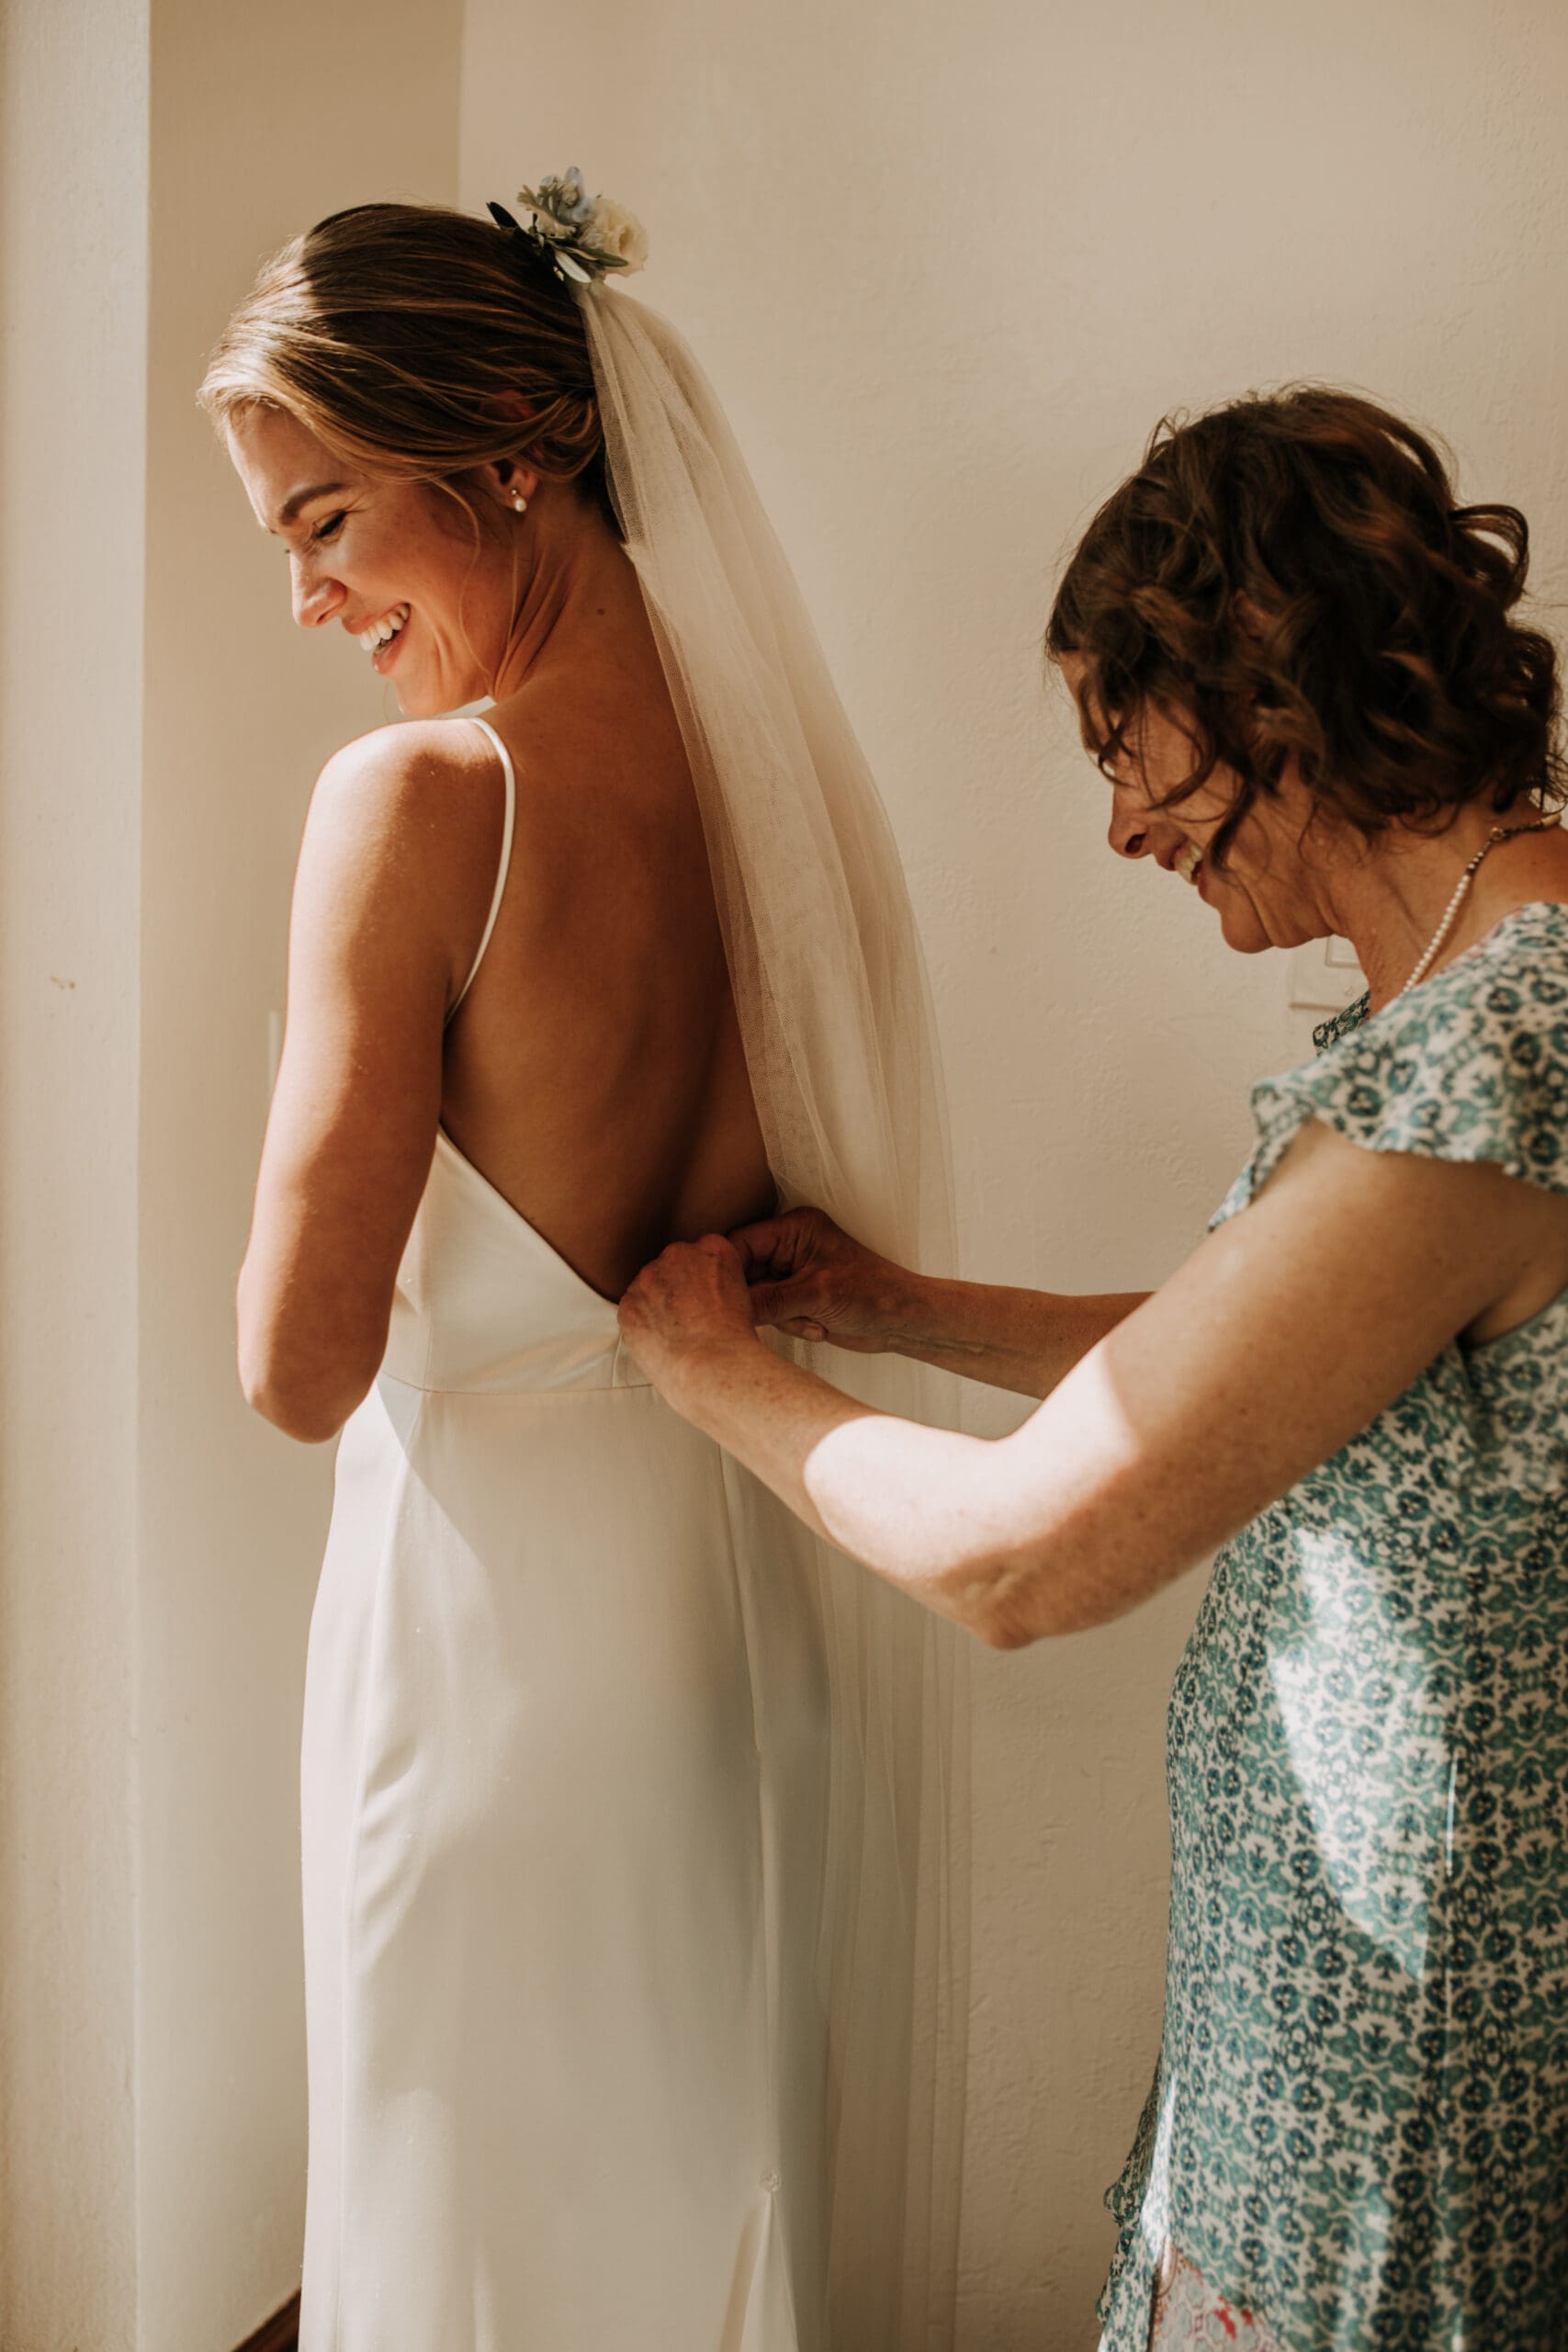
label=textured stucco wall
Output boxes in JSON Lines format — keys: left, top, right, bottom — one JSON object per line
{"left": 0, "top": 4, "right": 148, "bottom": 2344}
{"left": 460, "top": 4, "right": 1568, "bottom": 2343}
{"left": 1, "top": 7, "right": 459, "bottom": 2347}
{"left": 137, "top": 7, "right": 459, "bottom": 2344}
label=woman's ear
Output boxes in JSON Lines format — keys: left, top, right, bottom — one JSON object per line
{"left": 491, "top": 454, "right": 542, "bottom": 507}
{"left": 486, "top": 390, "right": 541, "bottom": 509}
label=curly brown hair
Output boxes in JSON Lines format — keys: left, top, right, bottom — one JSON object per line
{"left": 1046, "top": 387, "right": 1563, "bottom": 866}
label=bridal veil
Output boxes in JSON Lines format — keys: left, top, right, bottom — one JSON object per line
{"left": 581, "top": 281, "right": 970, "bottom": 2351}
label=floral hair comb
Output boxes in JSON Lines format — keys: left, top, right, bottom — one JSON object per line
{"left": 488, "top": 168, "right": 649, "bottom": 286}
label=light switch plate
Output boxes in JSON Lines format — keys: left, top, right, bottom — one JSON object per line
{"left": 1290, "top": 935, "right": 1366, "bottom": 1012}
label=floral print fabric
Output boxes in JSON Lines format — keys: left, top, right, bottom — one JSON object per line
{"left": 1139, "top": 2245, "right": 1287, "bottom": 2351}
{"left": 1097, "top": 906, "right": 1568, "bottom": 2352}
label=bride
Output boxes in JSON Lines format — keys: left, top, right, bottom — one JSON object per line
{"left": 202, "top": 176, "right": 965, "bottom": 2351}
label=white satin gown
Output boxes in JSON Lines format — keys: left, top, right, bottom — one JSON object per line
{"left": 299, "top": 717, "right": 833, "bottom": 2351}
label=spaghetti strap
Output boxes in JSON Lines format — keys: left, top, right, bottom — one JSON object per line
{"left": 446, "top": 714, "right": 517, "bottom": 1024}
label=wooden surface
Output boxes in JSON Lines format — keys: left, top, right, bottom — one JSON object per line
{"left": 233, "top": 2291, "right": 300, "bottom": 2352}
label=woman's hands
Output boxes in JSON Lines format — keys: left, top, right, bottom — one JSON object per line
{"left": 617, "top": 1209, "right": 911, "bottom": 1405}
{"left": 626, "top": 1206, "right": 1145, "bottom": 1404}
{"left": 735, "top": 1207, "right": 1149, "bottom": 1398}
{"left": 616, "top": 1232, "right": 761, "bottom": 1408}
{"left": 728, "top": 1207, "right": 908, "bottom": 1351}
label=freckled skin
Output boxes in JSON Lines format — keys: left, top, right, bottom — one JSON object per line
{"left": 616, "top": 654, "right": 1568, "bottom": 1649}
{"left": 226, "top": 405, "right": 773, "bottom": 1438}
{"left": 227, "top": 406, "right": 542, "bottom": 717}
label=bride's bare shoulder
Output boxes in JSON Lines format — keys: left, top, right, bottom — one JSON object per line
{"left": 292, "top": 720, "right": 508, "bottom": 961}
{"left": 310, "top": 717, "right": 499, "bottom": 812}
{"left": 303, "top": 718, "right": 502, "bottom": 859}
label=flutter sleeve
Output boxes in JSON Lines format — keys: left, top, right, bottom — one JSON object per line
{"left": 1211, "top": 907, "right": 1568, "bottom": 1230}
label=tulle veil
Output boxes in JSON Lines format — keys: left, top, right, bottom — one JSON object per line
{"left": 581, "top": 278, "right": 970, "bottom": 2350}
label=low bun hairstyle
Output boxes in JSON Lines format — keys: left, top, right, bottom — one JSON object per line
{"left": 198, "top": 200, "right": 618, "bottom": 533}
{"left": 1047, "top": 388, "right": 1563, "bottom": 866}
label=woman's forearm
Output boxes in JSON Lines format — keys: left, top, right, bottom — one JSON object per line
{"left": 667, "top": 1336, "right": 1026, "bottom": 1642}
{"left": 620, "top": 1233, "right": 1089, "bottom": 1644}
{"left": 880, "top": 1269, "right": 1149, "bottom": 1398}
{"left": 731, "top": 1208, "right": 1145, "bottom": 1397}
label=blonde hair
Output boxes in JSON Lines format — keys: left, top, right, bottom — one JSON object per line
{"left": 198, "top": 200, "right": 617, "bottom": 531}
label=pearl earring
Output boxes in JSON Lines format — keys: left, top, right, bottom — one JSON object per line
{"left": 510, "top": 489, "right": 527, "bottom": 514}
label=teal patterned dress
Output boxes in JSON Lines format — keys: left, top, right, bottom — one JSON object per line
{"left": 1097, "top": 904, "right": 1568, "bottom": 2352}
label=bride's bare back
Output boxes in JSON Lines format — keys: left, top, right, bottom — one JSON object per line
{"left": 439, "top": 634, "right": 773, "bottom": 1301}
{"left": 228, "top": 395, "right": 773, "bottom": 1437}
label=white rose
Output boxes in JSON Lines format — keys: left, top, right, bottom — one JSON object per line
{"left": 583, "top": 196, "right": 649, "bottom": 275}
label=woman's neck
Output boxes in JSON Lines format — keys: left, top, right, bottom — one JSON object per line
{"left": 487, "top": 490, "right": 646, "bottom": 706}
{"left": 1330, "top": 808, "right": 1564, "bottom": 1010}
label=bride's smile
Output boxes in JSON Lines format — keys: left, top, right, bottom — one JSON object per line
{"left": 225, "top": 398, "right": 630, "bottom": 719}
{"left": 354, "top": 601, "right": 409, "bottom": 661}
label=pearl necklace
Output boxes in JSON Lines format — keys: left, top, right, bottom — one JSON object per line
{"left": 1397, "top": 819, "right": 1557, "bottom": 996}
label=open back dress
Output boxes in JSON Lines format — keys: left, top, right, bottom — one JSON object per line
{"left": 299, "top": 716, "right": 832, "bottom": 2352}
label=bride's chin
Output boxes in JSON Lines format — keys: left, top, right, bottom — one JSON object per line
{"left": 397, "top": 672, "right": 471, "bottom": 723}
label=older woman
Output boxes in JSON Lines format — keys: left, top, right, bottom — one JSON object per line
{"left": 619, "top": 389, "right": 1568, "bottom": 2352}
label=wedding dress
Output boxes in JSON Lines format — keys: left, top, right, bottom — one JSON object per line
{"left": 297, "top": 280, "right": 966, "bottom": 2352}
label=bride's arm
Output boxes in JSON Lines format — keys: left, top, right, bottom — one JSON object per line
{"left": 730, "top": 1207, "right": 1146, "bottom": 1399}
{"left": 238, "top": 727, "right": 500, "bottom": 1442}
{"left": 622, "top": 1121, "right": 1545, "bottom": 1647}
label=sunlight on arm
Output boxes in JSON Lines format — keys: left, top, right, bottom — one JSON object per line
{"left": 798, "top": 1342, "right": 1153, "bottom": 1645}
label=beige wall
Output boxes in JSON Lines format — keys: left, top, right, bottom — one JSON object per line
{"left": 2, "top": 5, "right": 458, "bottom": 2346}
{"left": 7, "top": 3, "right": 1566, "bottom": 2346}
{"left": 0, "top": 4, "right": 148, "bottom": 2345}
{"left": 136, "top": 7, "right": 458, "bottom": 2345}
{"left": 462, "top": 4, "right": 1568, "bottom": 2344}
